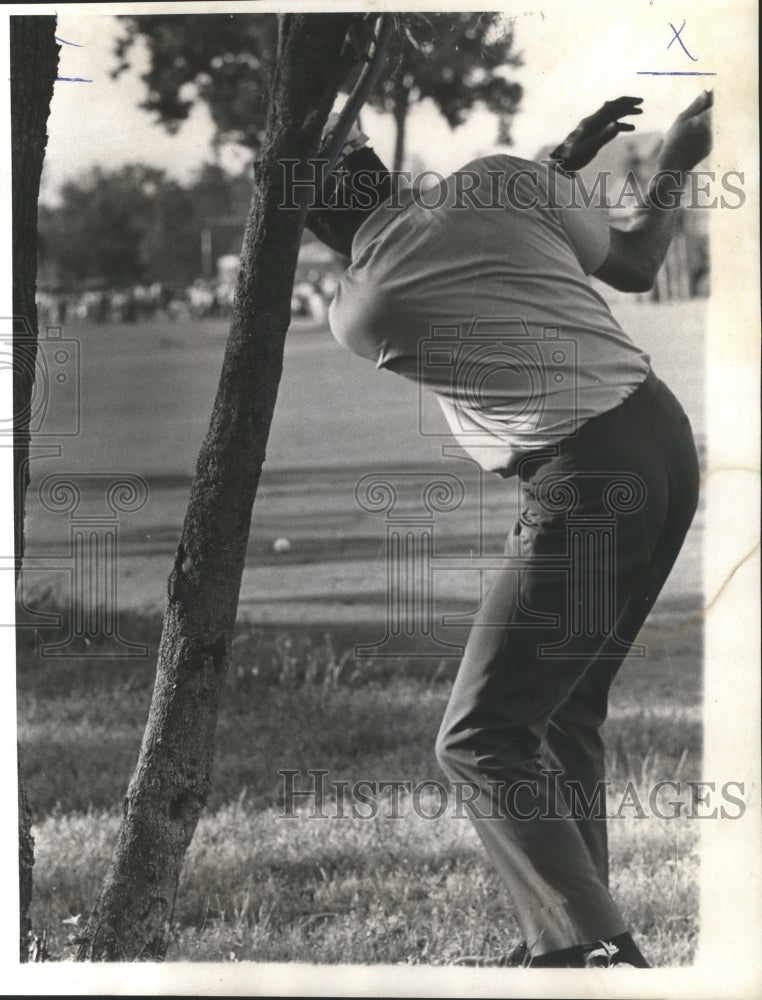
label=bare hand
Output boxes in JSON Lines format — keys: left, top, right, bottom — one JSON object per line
{"left": 658, "top": 90, "right": 713, "bottom": 172}
{"left": 550, "top": 96, "right": 644, "bottom": 172}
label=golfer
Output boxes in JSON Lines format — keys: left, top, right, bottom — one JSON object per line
{"left": 304, "top": 91, "right": 712, "bottom": 968}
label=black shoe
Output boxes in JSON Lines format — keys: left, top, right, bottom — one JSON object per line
{"left": 584, "top": 941, "right": 622, "bottom": 967}
{"left": 584, "top": 933, "right": 650, "bottom": 968}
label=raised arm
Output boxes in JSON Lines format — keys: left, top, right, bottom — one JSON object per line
{"left": 593, "top": 91, "right": 713, "bottom": 292}
{"left": 549, "top": 96, "right": 644, "bottom": 174}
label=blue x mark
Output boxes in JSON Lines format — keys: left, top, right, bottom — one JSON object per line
{"left": 667, "top": 20, "right": 698, "bottom": 62}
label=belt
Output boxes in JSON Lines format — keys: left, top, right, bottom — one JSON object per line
{"left": 499, "top": 370, "right": 659, "bottom": 479}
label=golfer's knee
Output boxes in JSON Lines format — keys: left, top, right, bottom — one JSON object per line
{"left": 435, "top": 714, "right": 496, "bottom": 778}
{"left": 435, "top": 715, "right": 470, "bottom": 778}
{"left": 436, "top": 712, "right": 539, "bottom": 782}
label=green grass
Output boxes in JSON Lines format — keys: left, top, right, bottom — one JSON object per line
{"left": 19, "top": 606, "right": 702, "bottom": 966}
{"left": 18, "top": 605, "right": 702, "bottom": 818}
{"left": 31, "top": 785, "right": 699, "bottom": 966}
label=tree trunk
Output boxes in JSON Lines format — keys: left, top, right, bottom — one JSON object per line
{"left": 392, "top": 88, "right": 409, "bottom": 174}
{"left": 76, "top": 13, "right": 358, "bottom": 962}
{"left": 17, "top": 758, "right": 35, "bottom": 961}
{"left": 10, "top": 14, "right": 60, "bottom": 963}
{"left": 11, "top": 15, "right": 59, "bottom": 580}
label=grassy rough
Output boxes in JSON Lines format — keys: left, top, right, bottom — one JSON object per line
{"left": 20, "top": 611, "right": 702, "bottom": 965}
{"left": 32, "top": 787, "right": 699, "bottom": 965}
{"left": 18, "top": 611, "right": 702, "bottom": 817}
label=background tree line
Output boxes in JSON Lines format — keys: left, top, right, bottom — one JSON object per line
{"left": 39, "top": 162, "right": 252, "bottom": 291}
{"left": 40, "top": 11, "right": 522, "bottom": 295}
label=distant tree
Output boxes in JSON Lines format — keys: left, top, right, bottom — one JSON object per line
{"left": 366, "top": 12, "right": 522, "bottom": 171}
{"left": 112, "top": 13, "right": 279, "bottom": 150}
{"left": 191, "top": 161, "right": 251, "bottom": 224}
{"left": 113, "top": 12, "right": 522, "bottom": 171}
{"left": 40, "top": 164, "right": 200, "bottom": 288}
{"left": 39, "top": 161, "right": 258, "bottom": 290}
{"left": 137, "top": 174, "right": 203, "bottom": 288}
{"left": 190, "top": 162, "right": 252, "bottom": 270}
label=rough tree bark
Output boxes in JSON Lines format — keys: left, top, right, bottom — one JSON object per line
{"left": 10, "top": 14, "right": 60, "bottom": 962}
{"left": 76, "top": 13, "right": 365, "bottom": 962}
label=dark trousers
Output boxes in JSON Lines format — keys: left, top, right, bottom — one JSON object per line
{"left": 435, "top": 370, "right": 700, "bottom": 955}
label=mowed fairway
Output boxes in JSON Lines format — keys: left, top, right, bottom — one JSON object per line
{"left": 19, "top": 297, "right": 706, "bottom": 966}
{"left": 22, "top": 297, "right": 705, "bottom": 629}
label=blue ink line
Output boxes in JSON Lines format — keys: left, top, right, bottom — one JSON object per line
{"left": 56, "top": 76, "right": 92, "bottom": 83}
{"left": 637, "top": 71, "right": 717, "bottom": 76}
{"left": 55, "top": 36, "right": 83, "bottom": 47}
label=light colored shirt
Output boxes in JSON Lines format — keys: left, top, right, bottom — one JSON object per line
{"left": 329, "top": 154, "right": 650, "bottom": 473}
